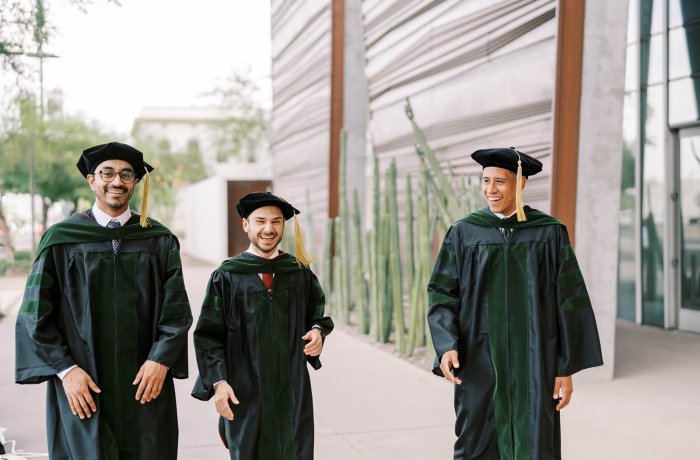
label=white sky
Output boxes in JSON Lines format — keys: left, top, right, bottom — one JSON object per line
{"left": 40, "top": 0, "right": 272, "bottom": 135}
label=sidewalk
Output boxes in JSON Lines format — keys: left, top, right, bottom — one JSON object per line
{"left": 0, "top": 273, "right": 26, "bottom": 317}
{"left": 1, "top": 256, "right": 698, "bottom": 459}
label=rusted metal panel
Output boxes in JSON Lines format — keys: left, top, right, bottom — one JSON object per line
{"left": 551, "top": 0, "right": 585, "bottom": 246}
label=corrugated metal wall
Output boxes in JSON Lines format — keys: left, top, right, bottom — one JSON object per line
{"left": 270, "top": 0, "right": 558, "bottom": 237}
{"left": 270, "top": 0, "right": 332, "bottom": 222}
{"left": 363, "top": 0, "right": 557, "bottom": 212}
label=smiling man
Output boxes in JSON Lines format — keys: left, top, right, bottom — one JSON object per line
{"left": 427, "top": 147, "right": 603, "bottom": 460}
{"left": 192, "top": 191, "right": 333, "bottom": 460}
{"left": 15, "top": 142, "right": 192, "bottom": 459}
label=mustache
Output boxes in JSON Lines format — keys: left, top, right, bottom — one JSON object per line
{"left": 104, "top": 186, "right": 128, "bottom": 193}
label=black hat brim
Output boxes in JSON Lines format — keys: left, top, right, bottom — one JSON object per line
{"left": 471, "top": 148, "right": 542, "bottom": 177}
{"left": 236, "top": 192, "right": 299, "bottom": 220}
{"left": 77, "top": 142, "right": 154, "bottom": 180}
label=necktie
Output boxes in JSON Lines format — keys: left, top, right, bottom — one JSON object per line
{"left": 261, "top": 272, "right": 273, "bottom": 290}
{"left": 501, "top": 227, "right": 512, "bottom": 242}
{"left": 106, "top": 220, "right": 121, "bottom": 253}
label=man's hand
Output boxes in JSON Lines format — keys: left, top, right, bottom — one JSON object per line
{"left": 553, "top": 375, "right": 573, "bottom": 411}
{"left": 214, "top": 381, "right": 240, "bottom": 421}
{"left": 439, "top": 350, "right": 462, "bottom": 385}
{"left": 133, "top": 360, "right": 168, "bottom": 404}
{"left": 302, "top": 329, "right": 323, "bottom": 356}
{"left": 63, "top": 367, "right": 101, "bottom": 419}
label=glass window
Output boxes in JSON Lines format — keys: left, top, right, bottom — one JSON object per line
{"left": 669, "top": 0, "right": 700, "bottom": 28}
{"left": 641, "top": 84, "right": 665, "bottom": 327}
{"left": 669, "top": 78, "right": 700, "bottom": 126}
{"left": 640, "top": 0, "right": 663, "bottom": 36}
{"left": 625, "top": 42, "right": 639, "bottom": 91}
{"left": 669, "top": 23, "right": 700, "bottom": 80}
{"left": 618, "top": 91, "right": 639, "bottom": 321}
{"left": 628, "top": 0, "right": 640, "bottom": 44}
{"left": 679, "top": 133, "right": 700, "bottom": 313}
{"left": 640, "top": 34, "right": 663, "bottom": 86}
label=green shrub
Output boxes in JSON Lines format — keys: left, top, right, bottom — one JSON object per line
{"left": 14, "top": 250, "right": 32, "bottom": 261}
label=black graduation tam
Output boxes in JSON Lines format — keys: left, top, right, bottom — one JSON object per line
{"left": 76, "top": 142, "right": 154, "bottom": 180}
{"left": 471, "top": 147, "right": 542, "bottom": 177}
{"left": 236, "top": 192, "right": 300, "bottom": 220}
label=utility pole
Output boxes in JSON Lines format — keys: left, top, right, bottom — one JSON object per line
{"left": 25, "top": 0, "right": 56, "bottom": 254}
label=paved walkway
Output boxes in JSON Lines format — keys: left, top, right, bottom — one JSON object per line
{"left": 1, "top": 257, "right": 698, "bottom": 459}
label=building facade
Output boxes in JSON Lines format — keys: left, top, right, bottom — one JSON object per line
{"left": 269, "top": 0, "right": 699, "bottom": 380}
{"left": 618, "top": 0, "right": 700, "bottom": 333}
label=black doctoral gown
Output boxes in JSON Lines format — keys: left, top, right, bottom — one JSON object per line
{"left": 192, "top": 252, "right": 334, "bottom": 460}
{"left": 428, "top": 207, "right": 603, "bottom": 460}
{"left": 15, "top": 212, "right": 193, "bottom": 460}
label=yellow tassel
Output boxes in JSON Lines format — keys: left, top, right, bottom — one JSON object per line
{"left": 515, "top": 159, "right": 527, "bottom": 222}
{"left": 293, "top": 214, "right": 314, "bottom": 267}
{"left": 139, "top": 167, "right": 151, "bottom": 228}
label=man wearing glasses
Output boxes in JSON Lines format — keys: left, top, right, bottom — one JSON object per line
{"left": 15, "top": 142, "right": 192, "bottom": 459}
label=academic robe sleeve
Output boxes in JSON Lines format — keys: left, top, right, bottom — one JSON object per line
{"left": 305, "top": 272, "right": 334, "bottom": 370}
{"left": 146, "top": 237, "right": 193, "bottom": 378}
{"left": 15, "top": 249, "right": 76, "bottom": 384}
{"left": 427, "top": 226, "right": 461, "bottom": 376}
{"left": 191, "top": 270, "right": 228, "bottom": 401}
{"left": 555, "top": 226, "right": 604, "bottom": 375}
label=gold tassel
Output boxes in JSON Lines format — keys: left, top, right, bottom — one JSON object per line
{"left": 293, "top": 213, "right": 314, "bottom": 267}
{"left": 139, "top": 166, "right": 151, "bottom": 228}
{"left": 515, "top": 158, "right": 527, "bottom": 222}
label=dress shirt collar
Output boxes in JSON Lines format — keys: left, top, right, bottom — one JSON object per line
{"left": 92, "top": 203, "right": 131, "bottom": 227}
{"left": 245, "top": 244, "right": 279, "bottom": 260}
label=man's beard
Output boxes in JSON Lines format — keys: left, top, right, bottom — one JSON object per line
{"left": 252, "top": 232, "right": 283, "bottom": 254}
{"left": 104, "top": 186, "right": 131, "bottom": 209}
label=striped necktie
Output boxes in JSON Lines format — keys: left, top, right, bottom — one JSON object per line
{"left": 106, "top": 220, "right": 121, "bottom": 253}
{"left": 501, "top": 227, "right": 512, "bottom": 242}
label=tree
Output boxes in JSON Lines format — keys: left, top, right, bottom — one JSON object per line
{"left": 203, "top": 69, "right": 269, "bottom": 163}
{"left": 127, "top": 136, "right": 208, "bottom": 227}
{"left": 0, "top": 91, "right": 111, "bottom": 247}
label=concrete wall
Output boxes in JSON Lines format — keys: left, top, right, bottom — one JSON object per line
{"left": 575, "top": 0, "right": 630, "bottom": 381}
{"left": 344, "top": 0, "right": 369, "bottom": 214}
{"left": 181, "top": 176, "right": 228, "bottom": 264}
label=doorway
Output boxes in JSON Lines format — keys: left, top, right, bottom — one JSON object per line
{"left": 678, "top": 127, "right": 700, "bottom": 332}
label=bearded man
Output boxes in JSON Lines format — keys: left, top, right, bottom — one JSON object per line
{"left": 192, "top": 191, "right": 333, "bottom": 460}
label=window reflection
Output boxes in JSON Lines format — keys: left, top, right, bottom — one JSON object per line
{"left": 669, "top": 0, "right": 700, "bottom": 28}
{"left": 680, "top": 134, "right": 700, "bottom": 312}
{"left": 669, "top": 78, "right": 700, "bottom": 126}
{"left": 641, "top": 84, "right": 665, "bottom": 327}
{"left": 640, "top": 0, "right": 663, "bottom": 36}
{"left": 640, "top": 35, "right": 663, "bottom": 86}
{"left": 618, "top": 91, "right": 639, "bottom": 321}
{"left": 669, "top": 27, "right": 693, "bottom": 79}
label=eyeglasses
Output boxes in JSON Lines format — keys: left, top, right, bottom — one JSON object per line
{"left": 94, "top": 169, "right": 136, "bottom": 184}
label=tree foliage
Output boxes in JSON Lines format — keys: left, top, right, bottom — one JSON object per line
{"left": 204, "top": 70, "right": 269, "bottom": 163}
{"left": 0, "top": 91, "right": 111, "bottom": 227}
{"left": 128, "top": 136, "right": 208, "bottom": 227}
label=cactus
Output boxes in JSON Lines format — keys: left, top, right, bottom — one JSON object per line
{"left": 387, "top": 160, "right": 406, "bottom": 354}
{"left": 352, "top": 189, "right": 368, "bottom": 334}
{"left": 405, "top": 98, "right": 462, "bottom": 221}
{"left": 338, "top": 129, "right": 352, "bottom": 317}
